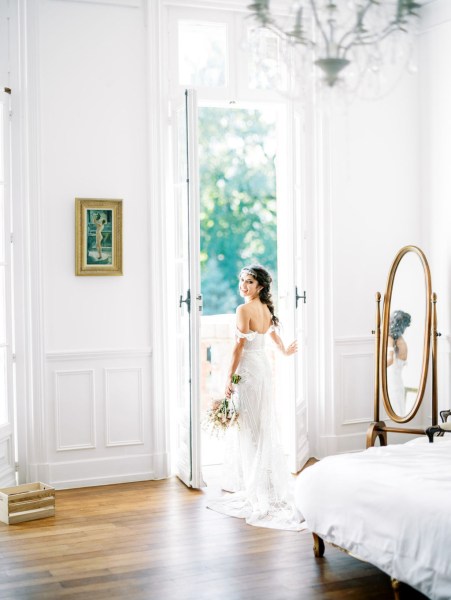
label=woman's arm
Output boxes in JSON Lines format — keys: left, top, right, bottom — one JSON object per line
{"left": 269, "top": 329, "right": 297, "bottom": 356}
{"left": 224, "top": 305, "right": 249, "bottom": 398}
{"left": 387, "top": 335, "right": 395, "bottom": 367}
{"left": 225, "top": 338, "right": 246, "bottom": 398}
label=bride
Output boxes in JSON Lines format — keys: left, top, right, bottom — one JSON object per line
{"left": 207, "top": 264, "right": 305, "bottom": 531}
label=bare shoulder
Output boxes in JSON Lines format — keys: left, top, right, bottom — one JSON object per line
{"left": 236, "top": 303, "right": 251, "bottom": 332}
{"left": 236, "top": 303, "right": 249, "bottom": 316}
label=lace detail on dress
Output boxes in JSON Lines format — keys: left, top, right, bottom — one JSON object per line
{"left": 235, "top": 328, "right": 258, "bottom": 341}
{"left": 387, "top": 357, "right": 408, "bottom": 415}
{"left": 208, "top": 324, "right": 305, "bottom": 532}
{"left": 235, "top": 325, "right": 275, "bottom": 340}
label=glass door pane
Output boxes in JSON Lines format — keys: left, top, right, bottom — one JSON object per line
{"left": 178, "top": 20, "right": 228, "bottom": 88}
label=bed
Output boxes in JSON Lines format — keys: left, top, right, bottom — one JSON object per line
{"left": 294, "top": 436, "right": 451, "bottom": 600}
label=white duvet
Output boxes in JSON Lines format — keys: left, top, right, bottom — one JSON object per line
{"left": 294, "top": 436, "right": 451, "bottom": 600}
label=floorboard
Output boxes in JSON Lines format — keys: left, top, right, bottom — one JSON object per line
{"left": 0, "top": 476, "right": 429, "bottom": 599}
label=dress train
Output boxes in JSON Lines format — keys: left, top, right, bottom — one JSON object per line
{"left": 206, "top": 329, "right": 306, "bottom": 532}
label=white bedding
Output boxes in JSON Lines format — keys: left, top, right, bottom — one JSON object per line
{"left": 294, "top": 436, "right": 451, "bottom": 600}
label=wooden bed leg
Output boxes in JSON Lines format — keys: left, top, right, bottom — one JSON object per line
{"left": 312, "top": 533, "right": 325, "bottom": 558}
{"left": 391, "top": 578, "right": 400, "bottom": 600}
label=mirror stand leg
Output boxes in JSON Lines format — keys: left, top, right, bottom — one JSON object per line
{"left": 312, "top": 533, "right": 325, "bottom": 557}
{"left": 366, "top": 421, "right": 387, "bottom": 448}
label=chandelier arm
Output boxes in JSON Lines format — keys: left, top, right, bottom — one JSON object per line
{"left": 342, "top": 24, "right": 402, "bottom": 55}
{"left": 266, "top": 20, "right": 313, "bottom": 47}
{"left": 363, "top": 25, "right": 404, "bottom": 45}
{"left": 336, "top": 0, "right": 375, "bottom": 54}
{"left": 309, "top": 0, "right": 330, "bottom": 54}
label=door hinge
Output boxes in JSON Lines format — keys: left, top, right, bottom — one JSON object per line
{"left": 295, "top": 286, "right": 307, "bottom": 308}
{"left": 179, "top": 289, "right": 191, "bottom": 313}
{"left": 196, "top": 293, "right": 203, "bottom": 313}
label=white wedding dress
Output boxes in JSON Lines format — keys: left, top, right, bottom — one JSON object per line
{"left": 387, "top": 355, "right": 407, "bottom": 415}
{"left": 207, "top": 328, "right": 306, "bottom": 532}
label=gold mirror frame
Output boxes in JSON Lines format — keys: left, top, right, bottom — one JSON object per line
{"left": 381, "top": 246, "right": 432, "bottom": 423}
{"left": 366, "top": 245, "right": 438, "bottom": 447}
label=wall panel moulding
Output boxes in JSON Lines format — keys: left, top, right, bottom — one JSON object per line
{"left": 51, "top": 0, "right": 142, "bottom": 8}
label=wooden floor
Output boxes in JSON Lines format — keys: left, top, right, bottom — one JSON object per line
{"left": 0, "top": 476, "right": 428, "bottom": 600}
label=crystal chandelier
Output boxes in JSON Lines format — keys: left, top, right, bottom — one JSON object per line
{"left": 247, "top": 1, "right": 421, "bottom": 88}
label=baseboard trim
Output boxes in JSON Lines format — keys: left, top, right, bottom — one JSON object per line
{"left": 51, "top": 471, "right": 157, "bottom": 490}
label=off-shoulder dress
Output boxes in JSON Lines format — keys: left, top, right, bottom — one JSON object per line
{"left": 207, "top": 327, "right": 305, "bottom": 531}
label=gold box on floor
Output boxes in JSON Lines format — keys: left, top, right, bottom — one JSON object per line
{"left": 0, "top": 482, "right": 55, "bottom": 525}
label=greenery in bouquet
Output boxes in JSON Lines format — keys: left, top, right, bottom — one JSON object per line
{"left": 202, "top": 397, "right": 240, "bottom": 437}
{"left": 202, "top": 374, "right": 241, "bottom": 436}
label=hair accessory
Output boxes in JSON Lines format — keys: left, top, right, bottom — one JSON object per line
{"left": 242, "top": 268, "right": 258, "bottom": 278}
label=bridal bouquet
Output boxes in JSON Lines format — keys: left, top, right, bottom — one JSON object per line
{"left": 202, "top": 374, "right": 241, "bottom": 436}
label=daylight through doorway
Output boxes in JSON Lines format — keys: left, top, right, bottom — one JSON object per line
{"left": 198, "top": 105, "right": 282, "bottom": 478}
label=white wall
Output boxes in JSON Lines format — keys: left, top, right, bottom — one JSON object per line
{"left": 9, "top": 0, "right": 447, "bottom": 486}
{"left": 19, "top": 0, "right": 161, "bottom": 488}
{"left": 313, "top": 0, "right": 451, "bottom": 456}
{"left": 39, "top": 1, "right": 149, "bottom": 350}
{"left": 419, "top": 0, "right": 451, "bottom": 415}
{"left": 312, "top": 50, "right": 426, "bottom": 456}
{"left": 331, "top": 81, "right": 422, "bottom": 340}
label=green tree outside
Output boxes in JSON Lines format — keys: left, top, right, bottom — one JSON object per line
{"left": 199, "top": 107, "right": 278, "bottom": 315}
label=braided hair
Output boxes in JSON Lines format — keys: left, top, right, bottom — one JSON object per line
{"left": 240, "top": 264, "right": 279, "bottom": 328}
{"left": 389, "top": 310, "right": 411, "bottom": 341}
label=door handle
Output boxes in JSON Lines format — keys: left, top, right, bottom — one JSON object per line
{"left": 179, "top": 289, "right": 191, "bottom": 313}
{"left": 295, "top": 286, "right": 306, "bottom": 308}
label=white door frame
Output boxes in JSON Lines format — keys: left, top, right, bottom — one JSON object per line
{"left": 170, "top": 89, "right": 204, "bottom": 489}
{"left": 0, "top": 88, "right": 16, "bottom": 488}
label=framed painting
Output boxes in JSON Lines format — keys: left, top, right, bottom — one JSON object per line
{"left": 75, "top": 198, "right": 123, "bottom": 276}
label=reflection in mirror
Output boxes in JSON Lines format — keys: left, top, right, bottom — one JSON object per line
{"left": 385, "top": 251, "right": 427, "bottom": 418}
{"left": 386, "top": 310, "right": 411, "bottom": 416}
{"left": 368, "top": 245, "right": 436, "bottom": 447}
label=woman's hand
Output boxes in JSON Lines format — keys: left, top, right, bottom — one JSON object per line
{"left": 225, "top": 379, "right": 233, "bottom": 399}
{"left": 269, "top": 330, "right": 298, "bottom": 357}
{"left": 285, "top": 340, "right": 298, "bottom": 356}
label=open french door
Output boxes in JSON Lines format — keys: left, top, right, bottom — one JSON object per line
{"left": 172, "top": 89, "right": 204, "bottom": 488}
{"left": 0, "top": 88, "right": 16, "bottom": 487}
{"left": 291, "top": 101, "right": 310, "bottom": 473}
{"left": 279, "top": 100, "right": 310, "bottom": 474}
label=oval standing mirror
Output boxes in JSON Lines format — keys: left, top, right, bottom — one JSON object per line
{"left": 380, "top": 246, "right": 432, "bottom": 423}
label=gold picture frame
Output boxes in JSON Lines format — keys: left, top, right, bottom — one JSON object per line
{"left": 75, "top": 198, "right": 123, "bottom": 276}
